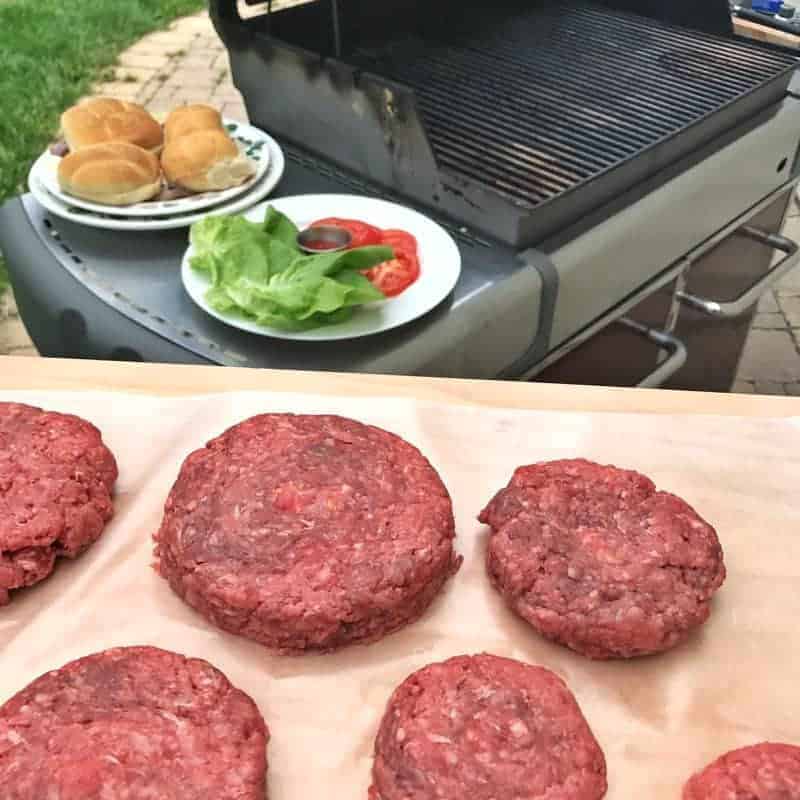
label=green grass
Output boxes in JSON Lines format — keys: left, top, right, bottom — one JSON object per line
{"left": 0, "top": 0, "right": 205, "bottom": 202}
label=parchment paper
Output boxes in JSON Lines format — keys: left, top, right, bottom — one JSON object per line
{"left": 1, "top": 389, "right": 799, "bottom": 799}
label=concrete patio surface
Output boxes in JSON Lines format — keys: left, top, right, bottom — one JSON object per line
{"left": 2, "top": 10, "right": 800, "bottom": 394}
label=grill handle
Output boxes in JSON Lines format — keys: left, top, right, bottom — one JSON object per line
{"left": 677, "top": 225, "right": 800, "bottom": 318}
{"left": 616, "top": 318, "right": 688, "bottom": 389}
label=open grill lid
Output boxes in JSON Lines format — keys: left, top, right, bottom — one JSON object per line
{"left": 216, "top": 0, "right": 796, "bottom": 247}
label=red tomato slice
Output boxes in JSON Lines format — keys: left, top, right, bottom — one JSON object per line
{"left": 309, "top": 217, "right": 382, "bottom": 249}
{"left": 308, "top": 218, "right": 421, "bottom": 296}
{"left": 364, "top": 250, "right": 420, "bottom": 298}
{"left": 380, "top": 229, "right": 417, "bottom": 255}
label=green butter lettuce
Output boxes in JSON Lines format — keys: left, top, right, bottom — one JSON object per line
{"left": 189, "top": 206, "right": 390, "bottom": 330}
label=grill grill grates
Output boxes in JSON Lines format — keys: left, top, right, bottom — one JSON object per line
{"left": 354, "top": 0, "right": 796, "bottom": 209}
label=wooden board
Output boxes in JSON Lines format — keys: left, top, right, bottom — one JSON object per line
{"left": 1, "top": 355, "right": 798, "bottom": 416}
{"left": 734, "top": 17, "right": 800, "bottom": 49}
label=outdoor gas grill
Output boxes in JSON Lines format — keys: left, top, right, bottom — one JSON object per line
{"left": 1, "top": 0, "right": 798, "bottom": 390}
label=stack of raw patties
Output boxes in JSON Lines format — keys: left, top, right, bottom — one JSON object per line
{"left": 56, "top": 98, "right": 255, "bottom": 205}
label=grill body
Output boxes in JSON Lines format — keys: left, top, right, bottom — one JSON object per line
{"left": 212, "top": 0, "right": 796, "bottom": 247}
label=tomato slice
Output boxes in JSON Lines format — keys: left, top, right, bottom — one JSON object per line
{"left": 309, "top": 217, "right": 382, "bottom": 248}
{"left": 364, "top": 250, "right": 420, "bottom": 298}
{"left": 380, "top": 229, "right": 417, "bottom": 255}
{"left": 308, "top": 218, "right": 421, "bottom": 297}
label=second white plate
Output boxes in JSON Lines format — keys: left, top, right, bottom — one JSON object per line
{"left": 182, "top": 194, "right": 462, "bottom": 341}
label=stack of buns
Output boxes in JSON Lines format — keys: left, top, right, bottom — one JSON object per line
{"left": 56, "top": 99, "right": 256, "bottom": 206}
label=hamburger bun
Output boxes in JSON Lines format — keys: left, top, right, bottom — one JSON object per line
{"left": 61, "top": 98, "right": 163, "bottom": 153}
{"left": 57, "top": 142, "right": 162, "bottom": 205}
{"left": 161, "top": 128, "right": 255, "bottom": 192}
{"left": 164, "top": 104, "right": 225, "bottom": 143}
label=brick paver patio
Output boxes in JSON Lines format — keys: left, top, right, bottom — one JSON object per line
{"left": 2, "top": 10, "right": 800, "bottom": 394}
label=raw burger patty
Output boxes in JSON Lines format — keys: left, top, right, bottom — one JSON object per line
{"left": 154, "top": 413, "right": 461, "bottom": 653}
{"left": 0, "top": 645, "right": 268, "bottom": 799}
{"left": 683, "top": 743, "right": 800, "bottom": 799}
{"left": 479, "top": 459, "right": 725, "bottom": 659}
{"left": 370, "top": 653, "right": 607, "bottom": 800}
{"left": 0, "top": 402, "right": 118, "bottom": 605}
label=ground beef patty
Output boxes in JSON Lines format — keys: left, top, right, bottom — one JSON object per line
{"left": 479, "top": 459, "right": 725, "bottom": 659}
{"left": 154, "top": 413, "right": 460, "bottom": 653}
{"left": 0, "top": 646, "right": 268, "bottom": 799}
{"left": 683, "top": 743, "right": 800, "bottom": 799}
{"left": 370, "top": 653, "right": 607, "bottom": 800}
{"left": 0, "top": 402, "right": 118, "bottom": 605}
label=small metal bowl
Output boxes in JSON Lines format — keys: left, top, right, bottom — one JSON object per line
{"left": 296, "top": 225, "right": 353, "bottom": 254}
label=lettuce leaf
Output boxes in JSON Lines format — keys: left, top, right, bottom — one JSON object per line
{"left": 189, "top": 207, "right": 390, "bottom": 330}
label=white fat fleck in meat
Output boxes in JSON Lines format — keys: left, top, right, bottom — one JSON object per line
{"left": 316, "top": 564, "right": 332, "bottom": 584}
{"left": 428, "top": 734, "right": 452, "bottom": 744}
{"left": 4, "top": 730, "right": 23, "bottom": 745}
{"left": 509, "top": 720, "right": 529, "bottom": 737}
{"left": 396, "top": 727, "right": 406, "bottom": 743}
{"left": 128, "top": 731, "right": 156, "bottom": 755}
{"left": 102, "top": 754, "right": 121, "bottom": 765}
{"left": 474, "top": 685, "right": 495, "bottom": 700}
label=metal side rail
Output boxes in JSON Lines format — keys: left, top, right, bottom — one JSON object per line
{"left": 616, "top": 318, "right": 688, "bottom": 389}
{"left": 677, "top": 224, "right": 800, "bottom": 318}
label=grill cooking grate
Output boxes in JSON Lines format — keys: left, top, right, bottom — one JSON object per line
{"left": 353, "top": 0, "right": 796, "bottom": 209}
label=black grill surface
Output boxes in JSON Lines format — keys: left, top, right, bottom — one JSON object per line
{"left": 353, "top": 0, "right": 796, "bottom": 211}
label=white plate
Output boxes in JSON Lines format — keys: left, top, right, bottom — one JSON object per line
{"left": 29, "top": 135, "right": 285, "bottom": 231}
{"left": 32, "top": 120, "right": 272, "bottom": 218}
{"left": 181, "top": 194, "right": 462, "bottom": 341}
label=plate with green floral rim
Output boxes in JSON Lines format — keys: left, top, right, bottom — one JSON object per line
{"left": 29, "top": 128, "right": 285, "bottom": 232}
{"left": 31, "top": 120, "right": 277, "bottom": 219}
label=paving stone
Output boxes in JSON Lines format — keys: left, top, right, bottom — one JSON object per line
{"left": 170, "top": 15, "right": 213, "bottom": 33}
{"left": 778, "top": 295, "right": 800, "bottom": 327}
{"left": 133, "top": 78, "right": 164, "bottom": 105}
{"left": 757, "top": 291, "right": 779, "bottom": 312}
{"left": 172, "top": 89, "right": 228, "bottom": 105}
{"left": 0, "top": 317, "right": 35, "bottom": 354}
{"left": 212, "top": 88, "right": 244, "bottom": 105}
{"left": 777, "top": 264, "right": 800, "bottom": 295}
{"left": 789, "top": 189, "right": 799, "bottom": 218}
{"left": 731, "top": 381, "right": 755, "bottom": 394}
{"left": 752, "top": 312, "right": 787, "bottom": 330}
{"left": 212, "top": 51, "right": 231, "bottom": 71}
{"left": 117, "top": 52, "right": 169, "bottom": 70}
{"left": 221, "top": 101, "right": 249, "bottom": 122}
{"left": 754, "top": 381, "right": 787, "bottom": 396}
{"left": 136, "top": 30, "right": 197, "bottom": 50}
{"left": 736, "top": 329, "right": 800, "bottom": 383}
{"left": 112, "top": 66, "right": 158, "bottom": 86}
{"left": 174, "top": 53, "right": 216, "bottom": 70}
{"left": 162, "top": 71, "right": 219, "bottom": 91}
{"left": 92, "top": 81, "right": 142, "bottom": 100}
{"left": 146, "top": 83, "right": 178, "bottom": 106}
{"left": 9, "top": 345, "right": 39, "bottom": 357}
{"left": 2, "top": 289, "right": 19, "bottom": 318}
